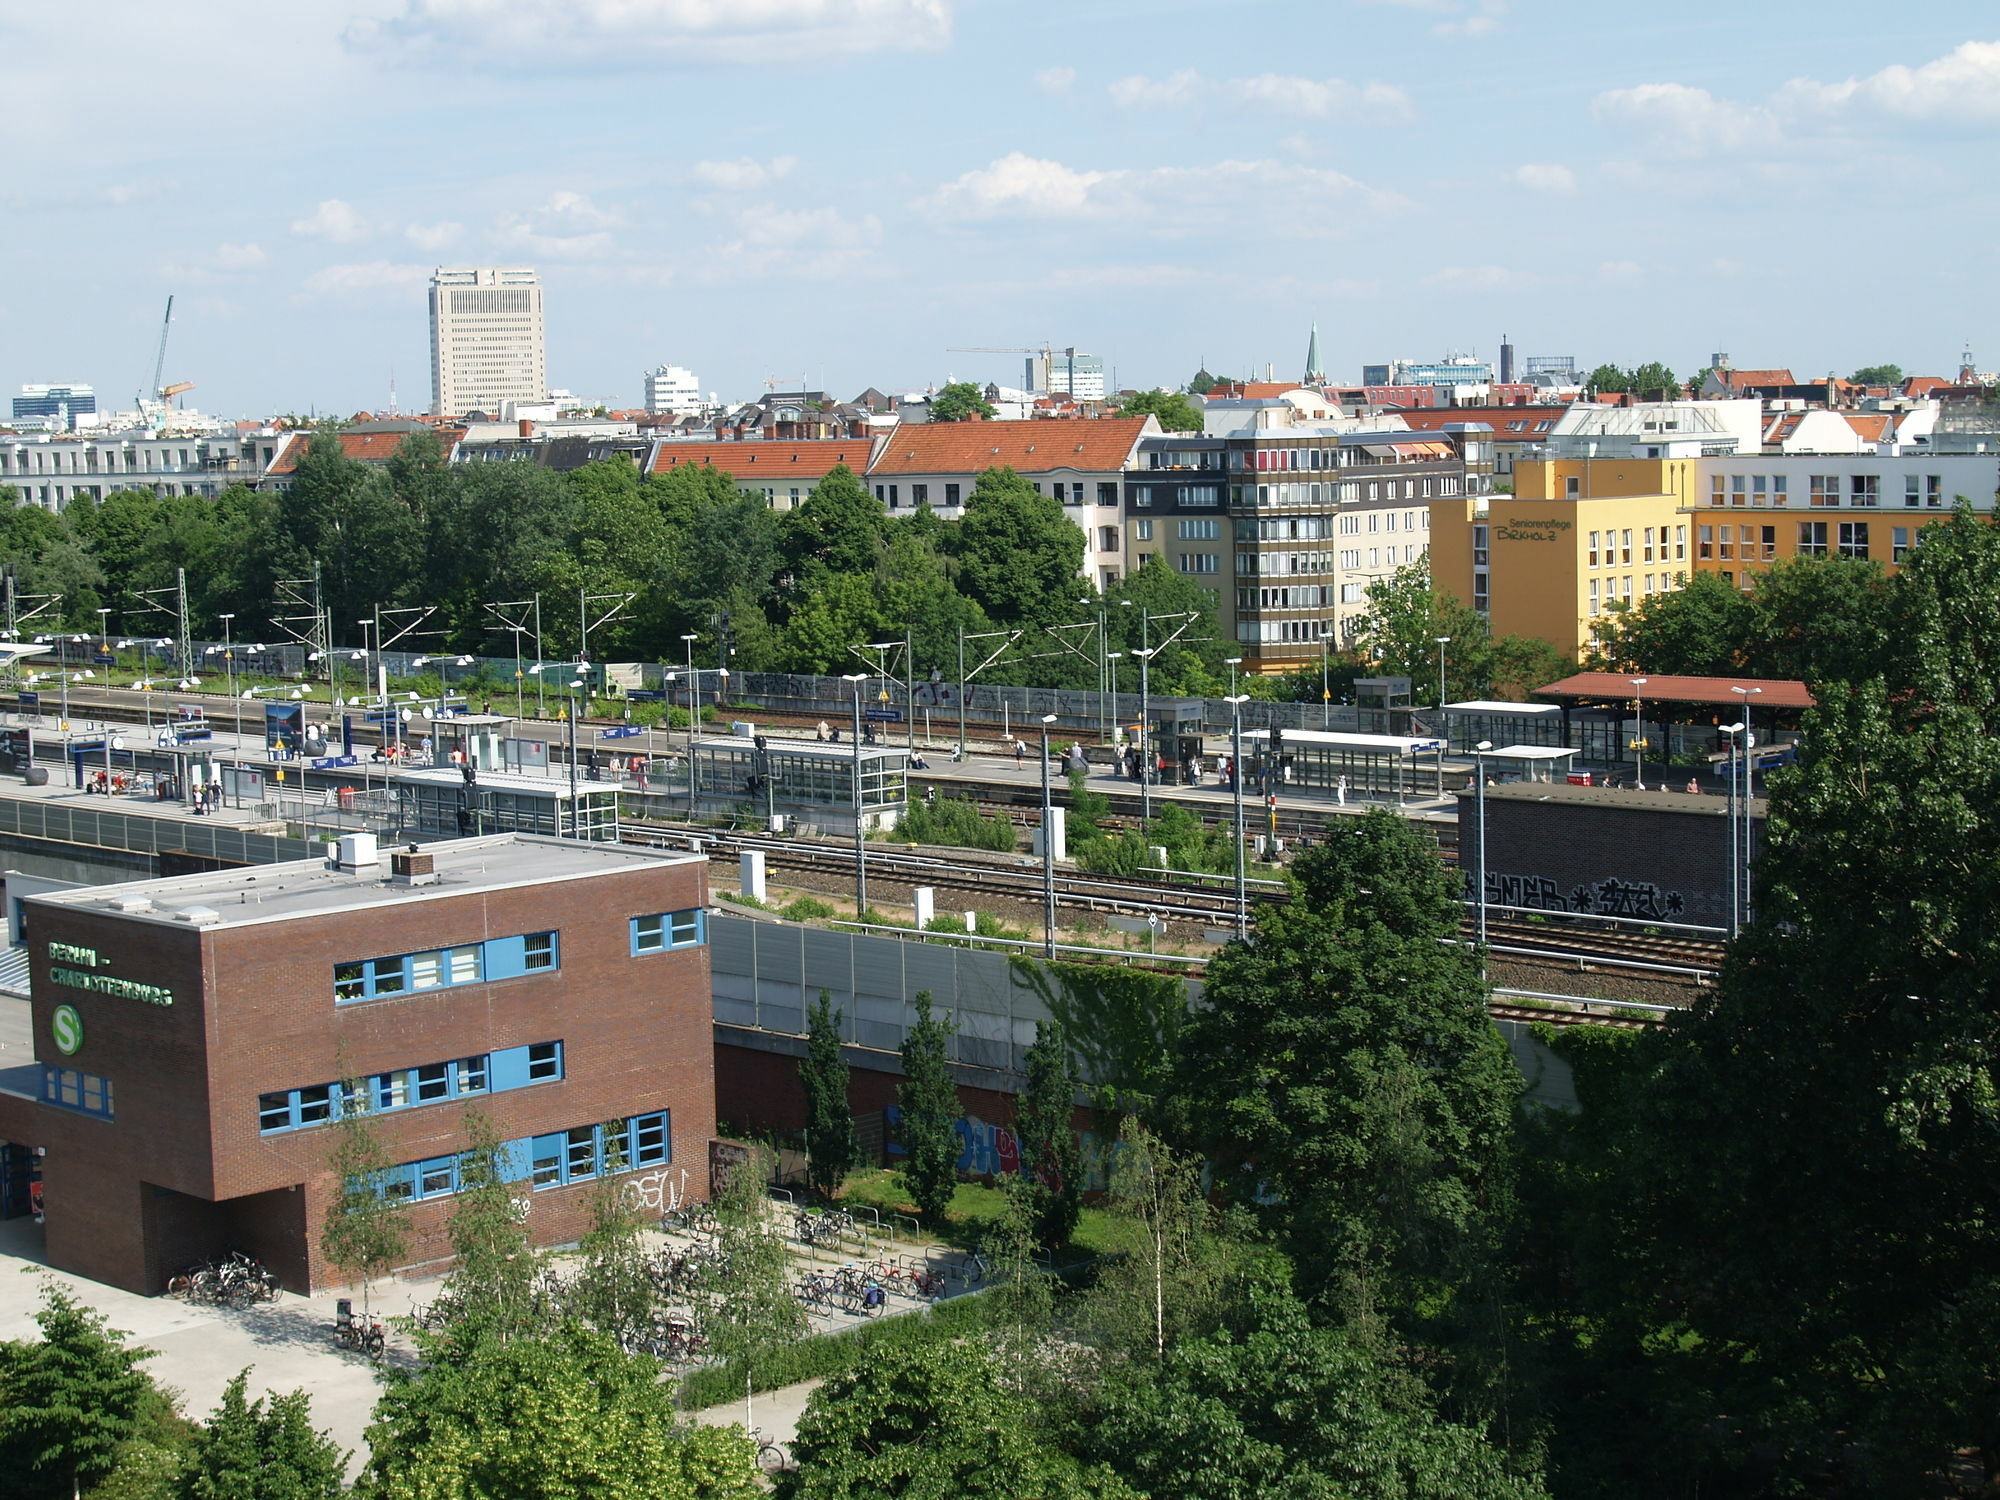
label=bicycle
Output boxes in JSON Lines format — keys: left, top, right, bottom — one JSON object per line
{"left": 750, "top": 1427, "right": 788, "bottom": 1475}
{"left": 333, "top": 1299, "right": 386, "bottom": 1360}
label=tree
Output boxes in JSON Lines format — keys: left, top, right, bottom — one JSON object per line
{"left": 0, "top": 1284, "right": 161, "bottom": 1499}
{"left": 1348, "top": 562, "right": 1494, "bottom": 703}
{"left": 1625, "top": 360, "right": 1680, "bottom": 397}
{"left": 320, "top": 1077, "right": 410, "bottom": 1314}
{"left": 1747, "top": 554, "right": 1891, "bottom": 685}
{"left": 1116, "top": 389, "right": 1204, "bottom": 432}
{"left": 927, "top": 382, "right": 996, "bottom": 422}
{"left": 1609, "top": 508, "right": 2000, "bottom": 1489}
{"left": 1086, "top": 1284, "right": 1548, "bottom": 1500}
{"left": 1584, "top": 569, "right": 1755, "bottom": 676}
{"left": 1014, "top": 1021, "right": 1083, "bottom": 1249}
{"left": 952, "top": 468, "right": 1086, "bottom": 628}
{"left": 1850, "top": 362, "right": 1904, "bottom": 386}
{"left": 176, "top": 1371, "right": 346, "bottom": 1500}
{"left": 1584, "top": 363, "right": 1628, "bottom": 394}
{"left": 1175, "top": 811, "right": 1519, "bottom": 1318}
{"left": 361, "top": 1324, "right": 761, "bottom": 1499}
{"left": 781, "top": 1342, "right": 1134, "bottom": 1500}
{"left": 1102, "top": 555, "right": 1227, "bottom": 697}
{"left": 1187, "top": 370, "right": 1219, "bottom": 396}
{"left": 439, "top": 1108, "right": 537, "bottom": 1344}
{"left": 896, "top": 990, "right": 961, "bottom": 1225}
{"left": 568, "top": 1134, "right": 657, "bottom": 1352}
{"left": 780, "top": 465, "right": 885, "bottom": 590}
{"left": 1084, "top": 1117, "right": 1227, "bottom": 1362}
{"left": 705, "top": 1145, "right": 809, "bottom": 1374}
{"left": 800, "top": 992, "right": 856, "bottom": 1199}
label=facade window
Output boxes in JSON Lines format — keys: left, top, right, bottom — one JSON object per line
{"left": 1587, "top": 531, "right": 1599, "bottom": 567}
{"left": 1176, "top": 553, "right": 1219, "bottom": 574}
{"left": 1906, "top": 475, "right": 1922, "bottom": 508}
{"left": 632, "top": 909, "right": 703, "bottom": 954}
{"left": 1698, "top": 525, "right": 1714, "bottom": 561}
{"left": 1134, "top": 519, "right": 1153, "bottom": 541}
{"left": 1850, "top": 475, "right": 1878, "bottom": 507}
{"left": 911, "top": 484, "right": 928, "bottom": 504}
{"left": 1642, "top": 527, "right": 1655, "bottom": 563}
{"left": 1838, "top": 521, "right": 1870, "bottom": 558}
{"left": 1756, "top": 525, "right": 1777, "bottom": 561}
{"left": 1772, "top": 475, "right": 1788, "bottom": 506}
{"left": 1588, "top": 578, "right": 1600, "bottom": 615}
{"left": 1675, "top": 525, "right": 1687, "bottom": 561}
{"left": 1130, "top": 486, "right": 1152, "bottom": 508}
{"left": 1565, "top": 475, "right": 1580, "bottom": 497}
{"left": 1798, "top": 521, "right": 1829, "bottom": 557}
{"left": 1176, "top": 518, "right": 1219, "bottom": 539}
{"left": 1809, "top": 475, "right": 1840, "bottom": 507}
{"left": 1621, "top": 529, "right": 1633, "bottom": 564}
{"left": 1717, "top": 527, "right": 1734, "bottom": 562}
{"left": 43, "top": 1066, "right": 114, "bottom": 1119}
{"left": 944, "top": 483, "right": 960, "bottom": 506}
{"left": 1928, "top": 474, "right": 1943, "bottom": 507}
{"left": 1892, "top": 526, "right": 1912, "bottom": 562}
{"left": 1711, "top": 475, "right": 1726, "bottom": 505}
{"left": 526, "top": 1042, "right": 563, "bottom": 1082}
{"left": 1731, "top": 475, "right": 1747, "bottom": 505}
{"left": 1097, "top": 482, "right": 1117, "bottom": 504}
{"left": 336, "top": 931, "right": 556, "bottom": 1002}
{"left": 258, "top": 1041, "right": 559, "bottom": 1134}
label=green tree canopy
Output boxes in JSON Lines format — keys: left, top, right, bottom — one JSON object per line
{"left": 0, "top": 1284, "right": 162, "bottom": 1499}
{"left": 1349, "top": 561, "right": 1567, "bottom": 703}
{"left": 1115, "top": 389, "right": 1205, "bottom": 432}
{"left": 1850, "top": 362, "right": 1904, "bottom": 386}
{"left": 1584, "top": 569, "right": 1755, "bottom": 677}
{"left": 896, "top": 991, "right": 961, "bottom": 1225}
{"left": 1014, "top": 1020, "right": 1083, "bottom": 1249}
{"left": 951, "top": 468, "right": 1086, "bottom": 628}
{"left": 928, "top": 382, "right": 997, "bottom": 422}
{"left": 801, "top": 991, "right": 856, "bottom": 1199}
{"left": 176, "top": 1371, "right": 346, "bottom": 1500}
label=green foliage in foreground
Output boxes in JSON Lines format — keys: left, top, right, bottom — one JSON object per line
{"left": 890, "top": 792, "right": 1018, "bottom": 851}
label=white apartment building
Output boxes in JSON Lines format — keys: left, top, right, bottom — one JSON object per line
{"left": 0, "top": 431, "right": 290, "bottom": 510}
{"left": 429, "top": 267, "right": 547, "bottom": 417}
{"left": 644, "top": 365, "right": 707, "bottom": 416}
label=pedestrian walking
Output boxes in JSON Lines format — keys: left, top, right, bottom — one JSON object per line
{"left": 816, "top": 720, "right": 829, "bottom": 742}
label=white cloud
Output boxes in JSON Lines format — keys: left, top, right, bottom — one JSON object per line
{"left": 538, "top": 189, "right": 621, "bottom": 230}
{"left": 1426, "top": 264, "right": 1529, "bottom": 291}
{"left": 709, "top": 204, "right": 884, "bottom": 281}
{"left": 922, "top": 153, "right": 1404, "bottom": 229}
{"left": 1033, "top": 65, "right": 1075, "bottom": 94}
{"left": 347, "top": 0, "right": 953, "bottom": 67}
{"left": 1590, "top": 81, "right": 1781, "bottom": 156}
{"left": 1598, "top": 259, "right": 1642, "bottom": 281}
{"left": 692, "top": 156, "right": 798, "bottom": 191}
{"left": 1512, "top": 162, "right": 1576, "bottom": 193}
{"left": 405, "top": 220, "right": 463, "bottom": 252}
{"left": 497, "top": 190, "right": 622, "bottom": 258}
{"left": 1108, "top": 69, "right": 1203, "bottom": 109}
{"left": 213, "top": 242, "right": 267, "bottom": 270}
{"left": 290, "top": 198, "right": 368, "bottom": 242}
{"left": 1228, "top": 74, "right": 1411, "bottom": 120}
{"left": 926, "top": 153, "right": 1110, "bottom": 218}
{"left": 1775, "top": 38, "right": 2000, "bottom": 123}
{"left": 302, "top": 261, "right": 429, "bottom": 295}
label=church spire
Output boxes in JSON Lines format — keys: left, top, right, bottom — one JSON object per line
{"left": 1303, "top": 321, "right": 1325, "bottom": 384}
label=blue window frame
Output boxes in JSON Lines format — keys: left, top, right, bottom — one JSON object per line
{"left": 631, "top": 909, "right": 702, "bottom": 954}
{"left": 335, "top": 931, "right": 558, "bottom": 1003}
{"left": 259, "top": 1042, "right": 558, "bottom": 1134}
{"left": 43, "top": 1066, "right": 114, "bottom": 1119}
{"left": 367, "top": 1111, "right": 669, "bottom": 1202}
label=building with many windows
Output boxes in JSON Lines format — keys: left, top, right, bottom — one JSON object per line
{"left": 9, "top": 832, "right": 714, "bottom": 1294}
{"left": 11, "top": 384, "right": 97, "bottom": 429}
{"left": 430, "top": 267, "right": 547, "bottom": 417}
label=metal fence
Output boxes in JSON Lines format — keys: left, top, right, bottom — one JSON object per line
{"left": 0, "top": 794, "right": 317, "bottom": 865}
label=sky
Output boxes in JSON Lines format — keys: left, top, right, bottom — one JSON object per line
{"left": 3, "top": 0, "right": 1998, "bottom": 418}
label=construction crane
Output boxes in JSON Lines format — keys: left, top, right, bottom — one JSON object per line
{"left": 137, "top": 296, "right": 194, "bottom": 423}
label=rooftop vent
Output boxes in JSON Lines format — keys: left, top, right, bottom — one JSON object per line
{"left": 333, "top": 833, "right": 378, "bottom": 871}
{"left": 175, "top": 906, "right": 221, "bottom": 925}
{"left": 108, "top": 895, "right": 153, "bottom": 913}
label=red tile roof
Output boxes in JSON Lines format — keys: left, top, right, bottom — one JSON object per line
{"left": 1840, "top": 412, "right": 1893, "bottom": 442}
{"left": 1535, "top": 672, "right": 1815, "bottom": 710}
{"left": 1712, "top": 368, "right": 1796, "bottom": 389}
{"left": 649, "top": 438, "right": 873, "bottom": 479}
{"left": 1394, "top": 406, "right": 1568, "bottom": 434}
{"left": 866, "top": 417, "right": 1152, "bottom": 477}
{"left": 266, "top": 427, "right": 463, "bottom": 475}
{"left": 1901, "top": 375, "right": 1949, "bottom": 398}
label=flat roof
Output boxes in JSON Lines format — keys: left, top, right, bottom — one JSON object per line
{"left": 693, "top": 736, "right": 907, "bottom": 762}
{"left": 1487, "top": 745, "right": 1576, "bottom": 760}
{"left": 391, "top": 766, "right": 605, "bottom": 797}
{"left": 1242, "top": 728, "right": 1444, "bottom": 755}
{"left": 1461, "top": 782, "right": 1767, "bottom": 816}
{"left": 21, "top": 832, "right": 702, "bottom": 933}
{"left": 1534, "top": 672, "right": 1815, "bottom": 710}
{"left": 1445, "top": 700, "right": 1560, "bottom": 716}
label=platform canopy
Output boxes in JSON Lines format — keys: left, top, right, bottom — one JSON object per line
{"left": 1533, "top": 672, "right": 1815, "bottom": 710}
{"left": 1241, "top": 727, "right": 1445, "bottom": 755}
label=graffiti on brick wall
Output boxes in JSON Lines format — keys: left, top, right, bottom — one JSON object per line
{"left": 623, "top": 1167, "right": 691, "bottom": 1214}
{"left": 1474, "top": 871, "right": 1685, "bottom": 920}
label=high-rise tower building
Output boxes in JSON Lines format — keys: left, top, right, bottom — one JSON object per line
{"left": 429, "top": 267, "right": 547, "bottom": 417}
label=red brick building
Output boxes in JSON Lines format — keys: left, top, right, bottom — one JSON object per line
{"left": 19, "top": 832, "right": 715, "bottom": 1294}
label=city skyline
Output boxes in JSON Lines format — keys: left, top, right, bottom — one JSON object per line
{"left": 2, "top": 1, "right": 1996, "bottom": 416}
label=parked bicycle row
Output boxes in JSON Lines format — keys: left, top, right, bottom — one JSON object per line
{"left": 164, "top": 1251, "right": 280, "bottom": 1306}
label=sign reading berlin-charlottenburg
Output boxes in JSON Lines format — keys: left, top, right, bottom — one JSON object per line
{"left": 47, "top": 942, "right": 174, "bottom": 1007}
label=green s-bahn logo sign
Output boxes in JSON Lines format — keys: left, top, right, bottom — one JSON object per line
{"left": 51, "top": 1004, "right": 83, "bottom": 1056}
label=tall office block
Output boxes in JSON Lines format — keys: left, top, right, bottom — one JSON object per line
{"left": 429, "top": 267, "right": 547, "bottom": 417}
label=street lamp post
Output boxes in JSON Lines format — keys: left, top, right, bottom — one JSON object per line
{"left": 1473, "top": 739, "right": 1492, "bottom": 980}
{"left": 1629, "top": 676, "right": 1649, "bottom": 788}
{"left": 1722, "top": 722, "right": 1744, "bottom": 936}
{"left": 565, "top": 676, "right": 582, "bottom": 837}
{"left": 1729, "top": 685, "right": 1763, "bottom": 931}
{"left": 1134, "top": 646, "right": 1155, "bottom": 823}
{"left": 842, "top": 673, "right": 868, "bottom": 915}
{"left": 681, "top": 634, "right": 701, "bottom": 821}
{"left": 1039, "top": 713, "right": 1058, "bottom": 957}
{"left": 1321, "top": 630, "right": 1333, "bottom": 729}
{"left": 1226, "top": 694, "right": 1249, "bottom": 939}
{"left": 1435, "top": 635, "right": 1451, "bottom": 710}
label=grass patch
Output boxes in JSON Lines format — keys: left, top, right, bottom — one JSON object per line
{"left": 677, "top": 1288, "right": 997, "bottom": 1409}
{"left": 777, "top": 895, "right": 836, "bottom": 922}
{"left": 836, "top": 1168, "right": 1137, "bottom": 1259}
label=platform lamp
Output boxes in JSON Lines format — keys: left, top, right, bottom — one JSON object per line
{"left": 841, "top": 673, "right": 869, "bottom": 915}
{"left": 1472, "top": 740, "right": 1493, "bottom": 980}
{"left": 1728, "top": 684, "right": 1763, "bottom": 931}
{"left": 1225, "top": 694, "right": 1250, "bottom": 939}
{"left": 1039, "top": 712, "right": 1058, "bottom": 957}
{"left": 1435, "top": 635, "right": 1451, "bottom": 711}
{"left": 1628, "top": 676, "right": 1649, "bottom": 787}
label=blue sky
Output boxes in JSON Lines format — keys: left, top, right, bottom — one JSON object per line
{"left": 3, "top": 0, "right": 1997, "bottom": 416}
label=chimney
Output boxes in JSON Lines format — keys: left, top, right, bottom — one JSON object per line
{"left": 518, "top": 418, "right": 533, "bottom": 438}
{"left": 390, "top": 846, "right": 439, "bottom": 887}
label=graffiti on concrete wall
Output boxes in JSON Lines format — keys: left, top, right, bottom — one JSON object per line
{"left": 1475, "top": 871, "right": 1686, "bottom": 920}
{"left": 623, "top": 1167, "right": 691, "bottom": 1214}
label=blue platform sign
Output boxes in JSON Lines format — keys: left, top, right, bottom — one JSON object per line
{"left": 311, "top": 754, "right": 359, "bottom": 770}
{"left": 16, "top": 691, "right": 38, "bottom": 709}
{"left": 863, "top": 708, "right": 903, "bottom": 723}
{"left": 599, "top": 725, "right": 642, "bottom": 739}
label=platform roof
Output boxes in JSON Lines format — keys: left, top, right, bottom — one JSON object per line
{"left": 1242, "top": 728, "right": 1445, "bottom": 755}
{"left": 1533, "top": 672, "right": 1815, "bottom": 710}
{"left": 1445, "top": 700, "right": 1560, "bottom": 716}
{"left": 693, "top": 735, "right": 906, "bottom": 763}
{"left": 1486, "top": 745, "right": 1576, "bottom": 760}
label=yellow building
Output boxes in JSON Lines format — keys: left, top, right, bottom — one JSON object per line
{"left": 1430, "top": 458, "right": 1696, "bottom": 654}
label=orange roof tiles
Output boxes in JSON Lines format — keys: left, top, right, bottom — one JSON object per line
{"left": 1901, "top": 375, "right": 1949, "bottom": 397}
{"left": 650, "top": 438, "right": 872, "bottom": 478}
{"left": 1840, "top": 412, "right": 1893, "bottom": 442}
{"left": 1714, "top": 368, "right": 1796, "bottom": 388}
{"left": 866, "top": 417, "right": 1151, "bottom": 477}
